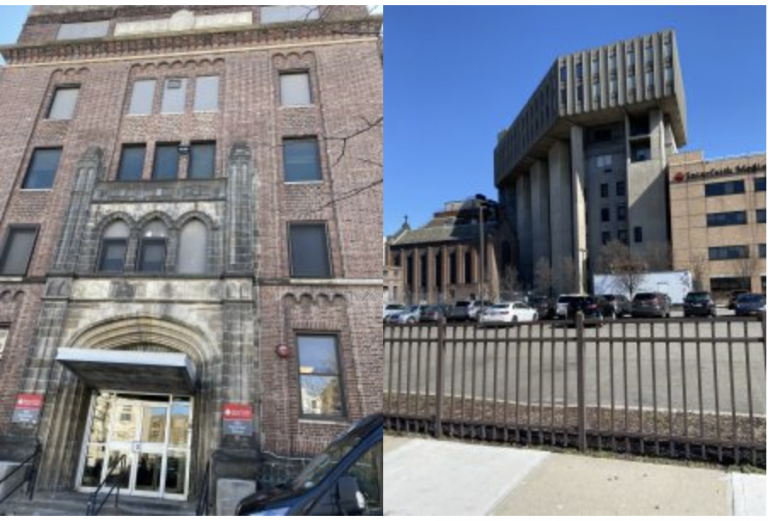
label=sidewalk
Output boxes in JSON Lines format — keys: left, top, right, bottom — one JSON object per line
{"left": 384, "top": 436, "right": 766, "bottom": 516}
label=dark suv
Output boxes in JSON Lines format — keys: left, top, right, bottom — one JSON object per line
{"left": 631, "top": 292, "right": 671, "bottom": 318}
{"left": 683, "top": 291, "right": 717, "bottom": 318}
{"left": 597, "top": 294, "right": 631, "bottom": 319}
{"left": 728, "top": 290, "right": 750, "bottom": 310}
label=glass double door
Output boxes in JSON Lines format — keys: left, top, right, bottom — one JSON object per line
{"left": 79, "top": 393, "right": 192, "bottom": 500}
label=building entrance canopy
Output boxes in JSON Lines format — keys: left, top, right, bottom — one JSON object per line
{"left": 56, "top": 348, "right": 197, "bottom": 394}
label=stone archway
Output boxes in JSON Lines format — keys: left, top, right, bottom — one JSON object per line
{"left": 36, "top": 315, "right": 219, "bottom": 498}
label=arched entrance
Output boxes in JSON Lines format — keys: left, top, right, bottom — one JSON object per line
{"left": 37, "top": 315, "right": 216, "bottom": 501}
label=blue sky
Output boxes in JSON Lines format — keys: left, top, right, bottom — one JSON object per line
{"left": 385, "top": 6, "right": 766, "bottom": 235}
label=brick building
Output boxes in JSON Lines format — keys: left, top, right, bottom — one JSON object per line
{"left": 668, "top": 151, "right": 766, "bottom": 296}
{"left": 0, "top": 5, "right": 382, "bottom": 511}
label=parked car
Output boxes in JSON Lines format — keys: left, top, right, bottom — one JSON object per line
{"left": 556, "top": 294, "right": 587, "bottom": 319}
{"left": 385, "top": 305, "right": 426, "bottom": 325}
{"left": 631, "top": 292, "right": 671, "bottom": 318}
{"left": 728, "top": 290, "right": 750, "bottom": 310}
{"left": 382, "top": 304, "right": 406, "bottom": 322}
{"left": 566, "top": 296, "right": 603, "bottom": 321}
{"left": 596, "top": 294, "right": 632, "bottom": 319}
{"left": 236, "top": 413, "right": 383, "bottom": 516}
{"left": 479, "top": 302, "right": 538, "bottom": 325}
{"left": 734, "top": 293, "right": 766, "bottom": 317}
{"left": 683, "top": 292, "right": 717, "bottom": 318}
{"left": 529, "top": 296, "right": 556, "bottom": 320}
{"left": 419, "top": 304, "right": 450, "bottom": 323}
{"left": 446, "top": 300, "right": 492, "bottom": 322}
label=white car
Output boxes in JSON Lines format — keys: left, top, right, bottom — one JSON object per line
{"left": 479, "top": 302, "right": 538, "bottom": 325}
{"left": 383, "top": 304, "right": 406, "bottom": 321}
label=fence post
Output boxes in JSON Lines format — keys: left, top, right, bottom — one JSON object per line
{"left": 434, "top": 317, "right": 446, "bottom": 439}
{"left": 576, "top": 312, "right": 587, "bottom": 451}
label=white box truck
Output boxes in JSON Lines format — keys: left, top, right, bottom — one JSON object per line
{"left": 593, "top": 270, "right": 693, "bottom": 305}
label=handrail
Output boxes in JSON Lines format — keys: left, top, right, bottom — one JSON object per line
{"left": 0, "top": 441, "right": 42, "bottom": 505}
{"left": 85, "top": 454, "right": 126, "bottom": 516}
{"left": 195, "top": 461, "right": 211, "bottom": 516}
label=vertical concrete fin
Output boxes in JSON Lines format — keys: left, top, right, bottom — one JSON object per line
{"left": 225, "top": 143, "right": 255, "bottom": 274}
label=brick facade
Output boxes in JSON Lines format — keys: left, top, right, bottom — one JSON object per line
{"left": 0, "top": 5, "right": 382, "bottom": 501}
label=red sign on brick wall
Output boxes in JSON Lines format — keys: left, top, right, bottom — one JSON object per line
{"left": 12, "top": 393, "right": 44, "bottom": 424}
{"left": 223, "top": 403, "right": 254, "bottom": 436}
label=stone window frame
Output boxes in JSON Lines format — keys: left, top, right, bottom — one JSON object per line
{"left": 46, "top": 84, "right": 81, "bottom": 121}
{"left": 287, "top": 222, "right": 333, "bottom": 279}
{"left": 126, "top": 65, "right": 225, "bottom": 118}
{"left": 294, "top": 331, "right": 347, "bottom": 420}
{"left": 0, "top": 224, "right": 40, "bottom": 277}
{"left": 91, "top": 211, "right": 219, "bottom": 276}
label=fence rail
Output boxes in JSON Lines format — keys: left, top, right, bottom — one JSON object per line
{"left": 384, "top": 315, "right": 766, "bottom": 467}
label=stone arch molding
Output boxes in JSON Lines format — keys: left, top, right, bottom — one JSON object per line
{"left": 65, "top": 314, "right": 216, "bottom": 365}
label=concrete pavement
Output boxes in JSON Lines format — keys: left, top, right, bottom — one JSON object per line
{"left": 384, "top": 436, "right": 766, "bottom": 516}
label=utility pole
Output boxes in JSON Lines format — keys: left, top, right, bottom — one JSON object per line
{"left": 476, "top": 194, "right": 486, "bottom": 304}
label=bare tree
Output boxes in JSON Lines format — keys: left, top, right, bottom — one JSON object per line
{"left": 499, "top": 265, "right": 520, "bottom": 301}
{"left": 736, "top": 254, "right": 759, "bottom": 289}
{"left": 533, "top": 257, "right": 553, "bottom": 297}
{"left": 598, "top": 240, "right": 649, "bottom": 298}
{"left": 597, "top": 240, "right": 632, "bottom": 274}
{"left": 555, "top": 256, "right": 579, "bottom": 294}
{"left": 641, "top": 241, "right": 673, "bottom": 271}
{"left": 688, "top": 251, "right": 709, "bottom": 292}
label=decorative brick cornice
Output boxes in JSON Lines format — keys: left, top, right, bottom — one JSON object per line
{"left": 0, "top": 17, "right": 383, "bottom": 67}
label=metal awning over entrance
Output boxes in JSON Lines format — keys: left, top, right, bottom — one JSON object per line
{"left": 56, "top": 348, "right": 197, "bottom": 394}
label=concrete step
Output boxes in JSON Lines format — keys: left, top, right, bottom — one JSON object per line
{"left": 0, "top": 491, "right": 196, "bottom": 516}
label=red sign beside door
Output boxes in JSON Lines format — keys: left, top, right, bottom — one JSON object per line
{"left": 12, "top": 393, "right": 44, "bottom": 424}
{"left": 223, "top": 403, "right": 253, "bottom": 420}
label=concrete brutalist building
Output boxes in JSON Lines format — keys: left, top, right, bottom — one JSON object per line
{"left": 0, "top": 5, "right": 382, "bottom": 513}
{"left": 494, "top": 30, "right": 686, "bottom": 293}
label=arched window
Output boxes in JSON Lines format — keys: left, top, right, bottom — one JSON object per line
{"left": 178, "top": 219, "right": 207, "bottom": 274}
{"left": 98, "top": 220, "right": 129, "bottom": 273}
{"left": 138, "top": 220, "right": 167, "bottom": 273}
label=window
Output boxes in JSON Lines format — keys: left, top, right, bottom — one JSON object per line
{"left": 559, "top": 64, "right": 567, "bottom": 82}
{"left": 600, "top": 184, "right": 609, "bottom": 198}
{"left": 560, "top": 88, "right": 567, "bottom": 105}
{"left": 710, "top": 277, "right": 750, "bottom": 293}
{"left": 596, "top": 154, "right": 612, "bottom": 169}
{"left": 262, "top": 5, "right": 319, "bottom": 24}
{"left": 280, "top": 72, "right": 312, "bottom": 106}
{"left": 592, "top": 83, "right": 600, "bottom": 103}
{"left": 347, "top": 442, "right": 383, "bottom": 514}
{"left": 289, "top": 223, "right": 331, "bottom": 278}
{"left": 705, "top": 180, "right": 745, "bottom": 197}
{"left": 664, "top": 67, "right": 673, "bottom": 86}
{"left": 707, "top": 211, "right": 748, "bottom": 227}
{"left": 601, "top": 208, "right": 610, "bottom": 222}
{"left": 464, "top": 251, "right": 473, "bottom": 283}
{"left": 634, "top": 226, "right": 643, "bottom": 243}
{"left": 178, "top": 219, "right": 207, "bottom": 274}
{"left": 709, "top": 245, "right": 749, "bottom": 261}
{"left": 616, "top": 181, "right": 626, "bottom": 197}
{"left": 128, "top": 80, "right": 156, "bottom": 115}
{"left": 627, "top": 47, "right": 635, "bottom": 67}
{"left": 161, "top": 78, "right": 187, "bottom": 114}
{"left": 618, "top": 229, "right": 628, "bottom": 244}
{"left": 117, "top": 145, "right": 146, "bottom": 181}
{"left": 0, "top": 328, "right": 8, "bottom": 360}
{"left": 194, "top": 76, "right": 219, "bottom": 112}
{"left": 152, "top": 144, "right": 179, "bottom": 180}
{"left": 757, "top": 209, "right": 766, "bottom": 223}
{"left": 617, "top": 205, "right": 627, "bottom": 221}
{"left": 760, "top": 244, "right": 766, "bottom": 259}
{"left": 593, "top": 129, "right": 612, "bottom": 143}
{"left": 0, "top": 226, "right": 38, "bottom": 276}
{"left": 629, "top": 115, "right": 650, "bottom": 136}
{"left": 98, "top": 221, "right": 129, "bottom": 273}
{"left": 610, "top": 77, "right": 617, "bottom": 99}
{"left": 575, "top": 62, "right": 583, "bottom": 79}
{"left": 628, "top": 75, "right": 636, "bottom": 93}
{"left": 645, "top": 71, "right": 654, "bottom": 89}
{"left": 23, "top": 148, "right": 62, "bottom": 189}
{"left": 630, "top": 139, "right": 651, "bottom": 163}
{"left": 188, "top": 142, "right": 216, "bottom": 179}
{"left": 602, "top": 232, "right": 611, "bottom": 245}
{"left": 298, "top": 335, "right": 343, "bottom": 417}
{"left": 284, "top": 138, "right": 321, "bottom": 182}
{"left": 57, "top": 21, "right": 109, "bottom": 40}
{"left": 138, "top": 221, "right": 168, "bottom": 273}
{"left": 755, "top": 177, "right": 766, "bottom": 192}
{"left": 47, "top": 86, "right": 80, "bottom": 120}
{"left": 576, "top": 85, "right": 583, "bottom": 103}
{"left": 609, "top": 52, "right": 616, "bottom": 71}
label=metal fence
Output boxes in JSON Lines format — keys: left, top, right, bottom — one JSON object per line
{"left": 384, "top": 315, "right": 766, "bottom": 467}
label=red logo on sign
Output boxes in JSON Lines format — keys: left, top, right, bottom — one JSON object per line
{"left": 223, "top": 403, "right": 253, "bottom": 420}
{"left": 15, "top": 394, "right": 43, "bottom": 410}
{"left": 673, "top": 172, "right": 685, "bottom": 183}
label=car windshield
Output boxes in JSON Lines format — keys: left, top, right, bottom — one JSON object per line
{"left": 558, "top": 296, "right": 578, "bottom": 304}
{"left": 491, "top": 304, "right": 509, "bottom": 309}
{"left": 385, "top": 305, "right": 402, "bottom": 310}
{"left": 634, "top": 293, "right": 656, "bottom": 301}
{"left": 455, "top": 301, "right": 470, "bottom": 308}
{"left": 737, "top": 294, "right": 765, "bottom": 303}
{"left": 408, "top": 306, "right": 419, "bottom": 312}
{"left": 291, "top": 431, "right": 364, "bottom": 492}
{"left": 686, "top": 293, "right": 710, "bottom": 301}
